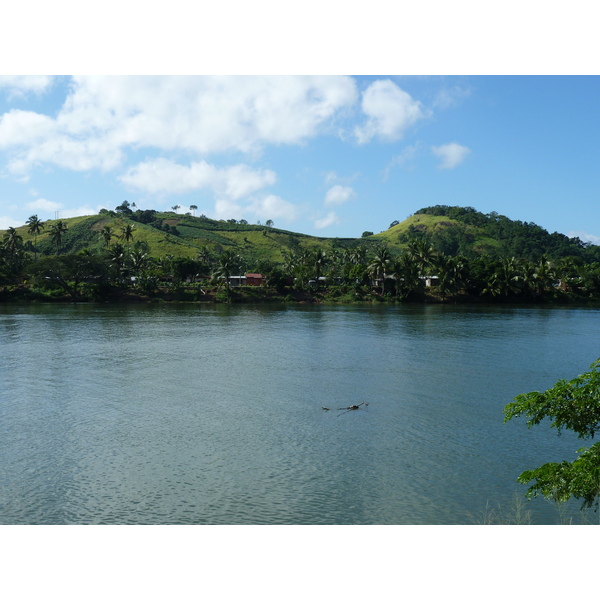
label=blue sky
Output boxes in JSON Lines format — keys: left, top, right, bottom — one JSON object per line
{"left": 1, "top": 74, "right": 599, "bottom": 244}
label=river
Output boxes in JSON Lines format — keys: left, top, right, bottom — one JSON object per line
{"left": 1, "top": 302, "right": 598, "bottom": 524}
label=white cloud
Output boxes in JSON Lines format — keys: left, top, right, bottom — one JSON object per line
{"left": 0, "top": 216, "right": 23, "bottom": 229}
{"left": 61, "top": 206, "right": 100, "bottom": 219}
{"left": 120, "top": 158, "right": 276, "bottom": 200}
{"left": 0, "top": 76, "right": 358, "bottom": 176}
{"left": 23, "top": 198, "right": 98, "bottom": 220}
{"left": 0, "top": 76, "right": 54, "bottom": 96}
{"left": 432, "top": 142, "right": 471, "bottom": 169}
{"left": 212, "top": 194, "right": 299, "bottom": 225}
{"left": 324, "top": 171, "right": 338, "bottom": 184}
{"left": 26, "top": 198, "right": 63, "bottom": 212}
{"left": 120, "top": 159, "right": 213, "bottom": 195}
{"left": 248, "top": 194, "right": 300, "bottom": 224}
{"left": 323, "top": 171, "right": 360, "bottom": 186}
{"left": 213, "top": 198, "right": 245, "bottom": 221}
{"left": 568, "top": 231, "right": 600, "bottom": 245}
{"left": 221, "top": 164, "right": 277, "bottom": 200}
{"left": 384, "top": 143, "right": 422, "bottom": 178}
{"left": 314, "top": 211, "right": 339, "bottom": 229}
{"left": 0, "top": 109, "right": 124, "bottom": 174}
{"left": 355, "top": 79, "right": 427, "bottom": 144}
{"left": 324, "top": 184, "right": 356, "bottom": 206}
{"left": 432, "top": 85, "right": 471, "bottom": 110}
{"left": 0, "top": 110, "right": 56, "bottom": 149}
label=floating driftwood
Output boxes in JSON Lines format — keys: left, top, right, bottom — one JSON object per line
{"left": 337, "top": 401, "right": 365, "bottom": 416}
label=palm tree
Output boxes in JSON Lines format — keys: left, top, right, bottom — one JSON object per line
{"left": 212, "top": 250, "right": 241, "bottom": 288}
{"left": 2, "top": 227, "right": 26, "bottom": 284}
{"left": 120, "top": 223, "right": 135, "bottom": 249}
{"left": 406, "top": 239, "right": 436, "bottom": 275}
{"left": 555, "top": 256, "right": 580, "bottom": 292}
{"left": 312, "top": 248, "right": 327, "bottom": 287}
{"left": 368, "top": 246, "right": 392, "bottom": 293}
{"left": 434, "top": 254, "right": 468, "bottom": 298}
{"left": 190, "top": 204, "right": 198, "bottom": 216}
{"left": 156, "top": 254, "right": 175, "bottom": 282}
{"left": 49, "top": 220, "right": 68, "bottom": 255}
{"left": 532, "top": 256, "right": 557, "bottom": 297}
{"left": 519, "top": 261, "right": 537, "bottom": 297}
{"left": 172, "top": 205, "right": 181, "bottom": 214}
{"left": 483, "top": 257, "right": 522, "bottom": 297}
{"left": 128, "top": 248, "right": 151, "bottom": 279}
{"left": 392, "top": 253, "right": 423, "bottom": 298}
{"left": 197, "top": 245, "right": 213, "bottom": 264}
{"left": 100, "top": 225, "right": 114, "bottom": 249}
{"left": 352, "top": 245, "right": 368, "bottom": 265}
{"left": 108, "top": 243, "right": 126, "bottom": 284}
{"left": 282, "top": 251, "right": 297, "bottom": 281}
{"left": 3, "top": 226, "right": 24, "bottom": 258}
{"left": 293, "top": 248, "right": 314, "bottom": 287}
{"left": 196, "top": 246, "right": 214, "bottom": 278}
{"left": 26, "top": 215, "right": 44, "bottom": 260}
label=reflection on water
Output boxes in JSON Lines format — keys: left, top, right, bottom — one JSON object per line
{"left": 1, "top": 303, "right": 598, "bottom": 524}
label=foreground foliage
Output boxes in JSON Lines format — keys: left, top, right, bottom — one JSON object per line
{"left": 504, "top": 360, "right": 600, "bottom": 511}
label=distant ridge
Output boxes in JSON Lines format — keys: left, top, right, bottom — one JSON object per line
{"left": 5, "top": 204, "right": 600, "bottom": 263}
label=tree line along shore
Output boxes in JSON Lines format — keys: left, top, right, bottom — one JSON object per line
{"left": 2, "top": 204, "right": 600, "bottom": 304}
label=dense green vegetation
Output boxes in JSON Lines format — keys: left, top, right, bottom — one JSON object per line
{"left": 379, "top": 205, "right": 600, "bottom": 263}
{"left": 504, "top": 360, "right": 600, "bottom": 513}
{"left": 2, "top": 203, "right": 600, "bottom": 303}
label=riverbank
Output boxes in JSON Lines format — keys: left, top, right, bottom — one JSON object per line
{"left": 2, "top": 282, "right": 598, "bottom": 306}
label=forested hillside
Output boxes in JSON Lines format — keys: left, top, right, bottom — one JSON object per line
{"left": 2, "top": 202, "right": 600, "bottom": 303}
{"left": 376, "top": 205, "right": 600, "bottom": 263}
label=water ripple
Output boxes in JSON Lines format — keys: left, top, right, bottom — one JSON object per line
{"left": 2, "top": 304, "right": 598, "bottom": 524}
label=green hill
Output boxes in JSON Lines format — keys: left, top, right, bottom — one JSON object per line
{"left": 8, "top": 209, "right": 380, "bottom": 264}
{"left": 4, "top": 204, "right": 600, "bottom": 265}
{"left": 370, "top": 205, "right": 599, "bottom": 262}
{"left": 371, "top": 212, "right": 500, "bottom": 256}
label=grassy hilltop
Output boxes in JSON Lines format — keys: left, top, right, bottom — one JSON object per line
{"left": 6, "top": 203, "right": 598, "bottom": 264}
{"left": 8, "top": 208, "right": 382, "bottom": 263}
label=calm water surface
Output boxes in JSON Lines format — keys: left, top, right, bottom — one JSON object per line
{"left": 1, "top": 302, "right": 599, "bottom": 524}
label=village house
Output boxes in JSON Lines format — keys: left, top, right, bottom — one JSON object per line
{"left": 226, "top": 273, "right": 264, "bottom": 287}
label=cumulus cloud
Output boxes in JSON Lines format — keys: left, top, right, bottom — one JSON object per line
{"left": 324, "top": 185, "right": 355, "bottom": 206}
{"left": 212, "top": 194, "right": 299, "bottom": 224}
{"left": 214, "top": 198, "right": 245, "bottom": 221}
{"left": 0, "top": 110, "right": 56, "bottom": 149}
{"left": 355, "top": 79, "right": 427, "bottom": 144}
{"left": 314, "top": 211, "right": 340, "bottom": 229}
{"left": 26, "top": 198, "right": 63, "bottom": 212}
{"left": 0, "top": 76, "right": 358, "bottom": 176}
{"left": 248, "top": 194, "right": 300, "bottom": 224}
{"left": 0, "top": 76, "right": 54, "bottom": 96}
{"left": 432, "top": 142, "right": 471, "bottom": 169}
{"left": 120, "top": 158, "right": 276, "bottom": 199}
{"left": 221, "top": 164, "right": 277, "bottom": 200}
{"left": 0, "top": 108, "right": 124, "bottom": 174}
